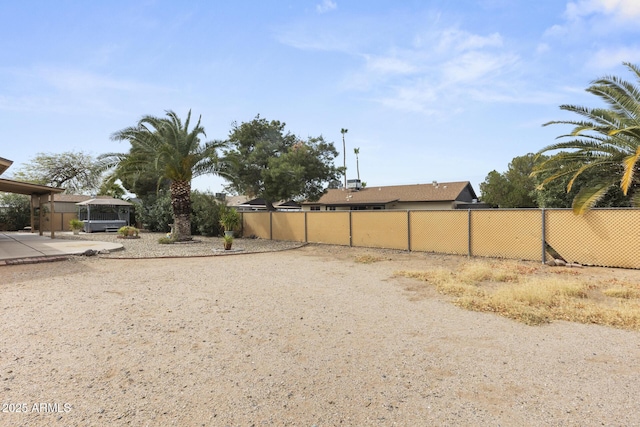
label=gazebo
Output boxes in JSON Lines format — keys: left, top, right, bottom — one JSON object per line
{"left": 76, "top": 197, "right": 133, "bottom": 233}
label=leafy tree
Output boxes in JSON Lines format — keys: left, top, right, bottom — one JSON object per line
{"left": 0, "top": 193, "right": 30, "bottom": 231}
{"left": 102, "top": 110, "right": 224, "bottom": 241}
{"left": 222, "top": 116, "right": 342, "bottom": 210}
{"left": 12, "top": 151, "right": 102, "bottom": 194}
{"left": 535, "top": 166, "right": 632, "bottom": 208}
{"left": 534, "top": 62, "right": 640, "bottom": 214}
{"left": 97, "top": 180, "right": 126, "bottom": 199}
{"left": 480, "top": 154, "right": 539, "bottom": 208}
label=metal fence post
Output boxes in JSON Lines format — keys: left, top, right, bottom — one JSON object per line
{"left": 541, "top": 208, "right": 546, "bottom": 265}
{"left": 467, "top": 209, "right": 472, "bottom": 258}
{"left": 349, "top": 211, "right": 353, "bottom": 247}
{"left": 407, "top": 210, "right": 411, "bottom": 251}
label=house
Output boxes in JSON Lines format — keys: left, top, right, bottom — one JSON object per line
{"left": 222, "top": 194, "right": 301, "bottom": 211}
{"left": 302, "top": 181, "right": 482, "bottom": 211}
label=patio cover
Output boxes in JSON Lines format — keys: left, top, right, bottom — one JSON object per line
{"left": 0, "top": 178, "right": 65, "bottom": 238}
{"left": 76, "top": 197, "right": 133, "bottom": 206}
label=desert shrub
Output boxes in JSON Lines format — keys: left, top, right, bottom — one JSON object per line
{"left": 118, "top": 225, "right": 139, "bottom": 237}
{"left": 135, "top": 191, "right": 173, "bottom": 232}
{"left": 190, "top": 191, "right": 225, "bottom": 236}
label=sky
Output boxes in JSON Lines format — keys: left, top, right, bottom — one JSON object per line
{"left": 2, "top": 0, "right": 640, "bottom": 197}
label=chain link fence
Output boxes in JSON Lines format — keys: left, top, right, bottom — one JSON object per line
{"left": 242, "top": 208, "right": 640, "bottom": 269}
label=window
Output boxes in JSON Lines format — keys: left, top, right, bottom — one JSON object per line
{"left": 328, "top": 207, "right": 336, "bottom": 211}
{"left": 310, "top": 206, "right": 320, "bottom": 211}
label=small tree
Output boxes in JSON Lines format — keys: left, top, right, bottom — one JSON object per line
{"left": 13, "top": 151, "right": 103, "bottom": 194}
{"left": 0, "top": 193, "right": 30, "bottom": 231}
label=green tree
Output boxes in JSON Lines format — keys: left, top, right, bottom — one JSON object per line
{"left": 13, "top": 151, "right": 102, "bottom": 194}
{"left": 535, "top": 166, "right": 632, "bottom": 208}
{"left": 222, "top": 116, "right": 342, "bottom": 210}
{"left": 534, "top": 62, "right": 640, "bottom": 214}
{"left": 0, "top": 193, "right": 30, "bottom": 231}
{"left": 480, "top": 154, "right": 539, "bottom": 208}
{"left": 354, "top": 147, "right": 361, "bottom": 181}
{"left": 102, "top": 110, "right": 224, "bottom": 241}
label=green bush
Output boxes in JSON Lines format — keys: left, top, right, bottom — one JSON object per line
{"left": 0, "top": 193, "right": 30, "bottom": 231}
{"left": 135, "top": 191, "right": 173, "bottom": 232}
{"left": 130, "top": 190, "right": 226, "bottom": 236}
{"left": 118, "top": 226, "right": 139, "bottom": 237}
{"left": 190, "top": 191, "right": 225, "bottom": 236}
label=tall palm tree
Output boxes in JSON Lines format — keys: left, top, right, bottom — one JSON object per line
{"left": 534, "top": 62, "right": 640, "bottom": 214}
{"left": 102, "top": 110, "right": 224, "bottom": 241}
{"left": 341, "top": 128, "right": 348, "bottom": 188}
{"left": 354, "top": 147, "right": 360, "bottom": 181}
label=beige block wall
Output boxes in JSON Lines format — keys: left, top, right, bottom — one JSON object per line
{"left": 242, "top": 212, "right": 271, "bottom": 239}
{"left": 271, "top": 212, "right": 305, "bottom": 242}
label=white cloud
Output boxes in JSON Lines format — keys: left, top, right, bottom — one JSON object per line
{"left": 566, "top": 0, "right": 640, "bottom": 21}
{"left": 586, "top": 47, "right": 640, "bottom": 70}
{"left": 436, "top": 29, "right": 503, "bottom": 53}
{"left": 363, "top": 54, "right": 417, "bottom": 75}
{"left": 316, "top": 0, "right": 337, "bottom": 14}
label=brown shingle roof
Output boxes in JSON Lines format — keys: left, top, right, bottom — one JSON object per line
{"left": 53, "top": 194, "right": 92, "bottom": 203}
{"left": 306, "top": 182, "right": 475, "bottom": 205}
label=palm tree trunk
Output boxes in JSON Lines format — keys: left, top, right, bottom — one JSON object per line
{"left": 170, "top": 180, "right": 192, "bottom": 241}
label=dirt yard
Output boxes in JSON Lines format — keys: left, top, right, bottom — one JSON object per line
{"left": 2, "top": 244, "right": 640, "bottom": 426}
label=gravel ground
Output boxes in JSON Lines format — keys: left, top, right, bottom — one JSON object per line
{"left": 57, "top": 231, "right": 305, "bottom": 258}
{"left": 2, "top": 239, "right": 640, "bottom": 426}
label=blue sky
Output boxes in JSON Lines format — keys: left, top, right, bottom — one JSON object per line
{"left": 2, "top": 0, "right": 640, "bottom": 196}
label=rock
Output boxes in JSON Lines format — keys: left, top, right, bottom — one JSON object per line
{"left": 99, "top": 249, "right": 110, "bottom": 255}
{"left": 82, "top": 249, "right": 98, "bottom": 257}
{"left": 554, "top": 259, "right": 566, "bottom": 266}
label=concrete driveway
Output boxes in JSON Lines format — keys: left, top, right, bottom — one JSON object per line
{"left": 0, "top": 233, "right": 122, "bottom": 263}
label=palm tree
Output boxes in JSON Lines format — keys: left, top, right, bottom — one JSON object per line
{"left": 354, "top": 147, "right": 360, "bottom": 181}
{"left": 102, "top": 110, "right": 224, "bottom": 241}
{"left": 534, "top": 62, "right": 640, "bottom": 214}
{"left": 341, "top": 128, "right": 348, "bottom": 188}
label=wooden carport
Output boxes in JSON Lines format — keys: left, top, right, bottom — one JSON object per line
{"left": 0, "top": 157, "right": 65, "bottom": 238}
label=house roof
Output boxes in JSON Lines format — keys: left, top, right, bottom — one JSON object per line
{"left": 225, "top": 195, "right": 250, "bottom": 207}
{"left": 305, "top": 182, "right": 477, "bottom": 206}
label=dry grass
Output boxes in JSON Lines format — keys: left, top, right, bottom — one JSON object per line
{"left": 396, "top": 260, "right": 640, "bottom": 330}
{"left": 354, "top": 254, "right": 385, "bottom": 264}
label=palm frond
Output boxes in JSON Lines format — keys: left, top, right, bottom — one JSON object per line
{"left": 571, "top": 183, "right": 612, "bottom": 214}
{"left": 621, "top": 146, "right": 640, "bottom": 194}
